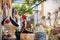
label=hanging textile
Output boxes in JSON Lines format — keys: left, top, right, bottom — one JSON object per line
{"left": 7, "top": 0, "right": 11, "bottom": 9}
{"left": 10, "top": 17, "right": 19, "bottom": 27}
{"left": 1, "top": 17, "right": 7, "bottom": 25}
{"left": 1, "top": 17, "right": 19, "bottom": 27}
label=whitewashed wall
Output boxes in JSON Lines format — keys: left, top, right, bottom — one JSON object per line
{"left": 44, "top": 0, "right": 60, "bottom": 26}
{"left": 38, "top": 0, "right": 60, "bottom": 27}
{"left": 44, "top": 0, "right": 60, "bottom": 16}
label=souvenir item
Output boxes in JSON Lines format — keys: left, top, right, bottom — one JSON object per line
{"left": 5, "top": 18, "right": 10, "bottom": 24}
{"left": 22, "top": 14, "right": 26, "bottom": 21}
{"left": 7, "top": 0, "right": 11, "bottom": 9}
{"left": 14, "top": 9, "right": 18, "bottom": 22}
{"left": 35, "top": 24, "right": 47, "bottom": 40}
{"left": 20, "top": 33, "right": 35, "bottom": 40}
{"left": 14, "top": 9, "right": 18, "bottom": 15}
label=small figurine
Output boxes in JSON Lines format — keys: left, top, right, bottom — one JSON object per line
{"left": 47, "top": 12, "right": 51, "bottom": 28}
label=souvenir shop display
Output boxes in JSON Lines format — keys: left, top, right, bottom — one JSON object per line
{"left": 1, "top": 1, "right": 19, "bottom": 40}
{"left": 2, "top": 30, "right": 12, "bottom": 40}
{"left": 53, "top": 7, "right": 60, "bottom": 28}
{"left": 47, "top": 7, "right": 60, "bottom": 40}
{"left": 1, "top": 16, "right": 19, "bottom": 38}
{"left": 1, "top": 0, "right": 60, "bottom": 40}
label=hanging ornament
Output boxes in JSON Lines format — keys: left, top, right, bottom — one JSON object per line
{"left": 5, "top": 18, "right": 10, "bottom": 24}
{"left": 7, "top": 0, "right": 11, "bottom": 9}
{"left": 14, "top": 9, "right": 18, "bottom": 15}
{"left": 22, "top": 14, "right": 26, "bottom": 21}
{"left": 8, "top": 3, "right": 11, "bottom": 9}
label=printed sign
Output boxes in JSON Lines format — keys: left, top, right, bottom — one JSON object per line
{"left": 20, "top": 33, "right": 35, "bottom": 40}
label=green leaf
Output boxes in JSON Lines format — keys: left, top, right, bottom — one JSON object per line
{"left": 12, "top": 0, "right": 46, "bottom": 15}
